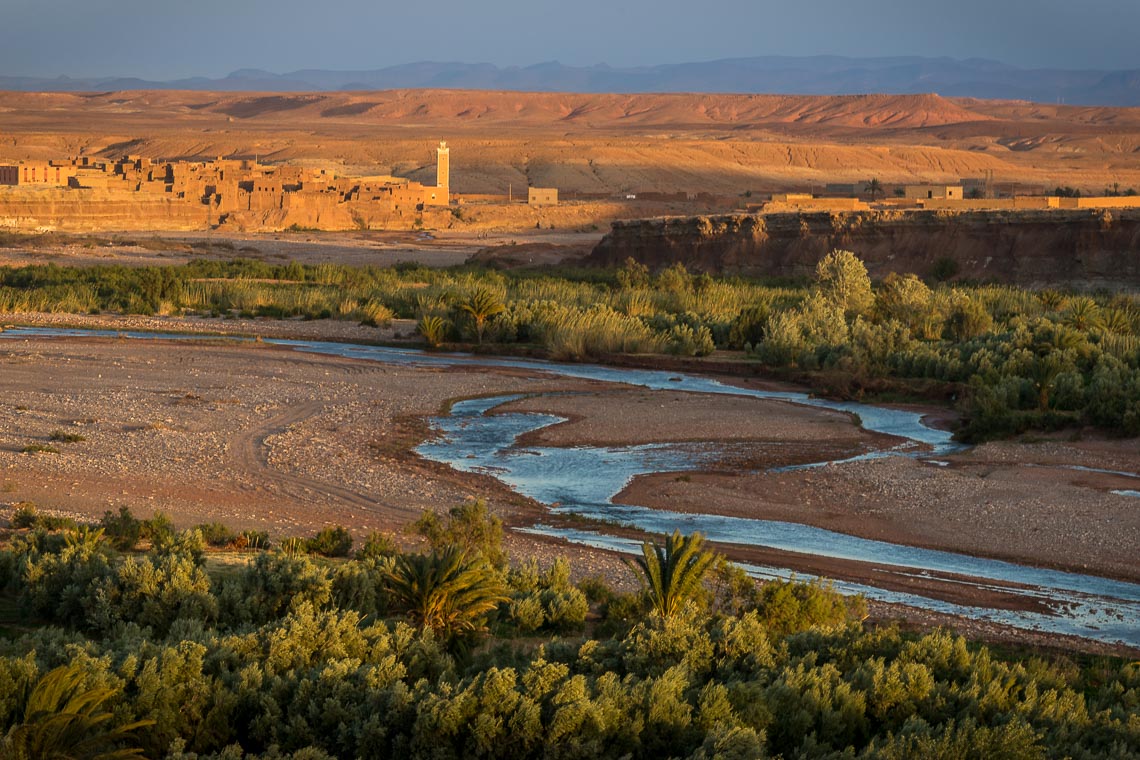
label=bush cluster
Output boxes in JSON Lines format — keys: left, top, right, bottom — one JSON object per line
{"left": 3, "top": 253, "right": 1139, "bottom": 438}
{"left": 0, "top": 509, "right": 1134, "bottom": 759}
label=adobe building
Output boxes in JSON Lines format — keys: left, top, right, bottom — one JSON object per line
{"left": 905, "top": 184, "right": 963, "bottom": 200}
{"left": 0, "top": 161, "right": 77, "bottom": 187}
{"left": 765, "top": 193, "right": 868, "bottom": 211}
{"left": 528, "top": 187, "right": 558, "bottom": 206}
{"left": 0, "top": 139, "right": 454, "bottom": 230}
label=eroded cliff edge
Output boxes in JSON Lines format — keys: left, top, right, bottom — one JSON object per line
{"left": 587, "top": 209, "right": 1140, "bottom": 287}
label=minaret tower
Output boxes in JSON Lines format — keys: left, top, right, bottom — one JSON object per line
{"left": 436, "top": 141, "right": 449, "bottom": 191}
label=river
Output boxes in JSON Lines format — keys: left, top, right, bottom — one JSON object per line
{"left": 3, "top": 327, "right": 1138, "bottom": 647}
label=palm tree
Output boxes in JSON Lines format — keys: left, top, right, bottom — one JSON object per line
{"left": 417, "top": 315, "right": 450, "bottom": 348}
{"left": 1064, "top": 297, "right": 1102, "bottom": 331}
{"left": 1028, "top": 351, "right": 1071, "bottom": 411}
{"left": 2, "top": 664, "right": 154, "bottom": 760}
{"left": 1100, "top": 307, "right": 1134, "bottom": 336}
{"left": 385, "top": 546, "right": 508, "bottom": 638}
{"left": 458, "top": 289, "right": 506, "bottom": 344}
{"left": 631, "top": 530, "right": 717, "bottom": 619}
{"left": 864, "top": 178, "right": 883, "bottom": 201}
{"left": 1037, "top": 290, "right": 1066, "bottom": 312}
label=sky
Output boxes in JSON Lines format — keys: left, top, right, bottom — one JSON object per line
{"left": 3, "top": 0, "right": 1139, "bottom": 80}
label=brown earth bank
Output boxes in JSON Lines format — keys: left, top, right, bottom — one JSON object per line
{"left": 3, "top": 90, "right": 1140, "bottom": 197}
{"left": 588, "top": 208, "right": 1140, "bottom": 288}
{"left": 0, "top": 320, "right": 1136, "bottom": 655}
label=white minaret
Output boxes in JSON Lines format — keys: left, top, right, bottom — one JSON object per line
{"left": 436, "top": 141, "right": 449, "bottom": 190}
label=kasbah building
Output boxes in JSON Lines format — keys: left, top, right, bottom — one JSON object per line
{"left": 0, "top": 142, "right": 453, "bottom": 231}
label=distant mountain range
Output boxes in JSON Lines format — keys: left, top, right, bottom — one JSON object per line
{"left": 3, "top": 56, "right": 1140, "bottom": 106}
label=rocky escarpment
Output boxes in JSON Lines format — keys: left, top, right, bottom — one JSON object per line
{"left": 588, "top": 209, "right": 1140, "bottom": 288}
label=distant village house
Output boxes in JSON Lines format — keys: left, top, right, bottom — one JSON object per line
{"left": 527, "top": 187, "right": 558, "bottom": 206}
{"left": 904, "top": 184, "right": 963, "bottom": 200}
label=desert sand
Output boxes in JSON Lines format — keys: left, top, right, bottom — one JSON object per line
{"left": 2, "top": 90, "right": 1139, "bottom": 196}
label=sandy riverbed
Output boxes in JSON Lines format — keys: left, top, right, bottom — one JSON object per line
{"left": 1, "top": 316, "right": 1137, "bottom": 655}
{"left": 501, "top": 388, "right": 1139, "bottom": 583}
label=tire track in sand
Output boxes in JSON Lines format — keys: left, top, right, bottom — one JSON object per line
{"left": 227, "top": 401, "right": 420, "bottom": 524}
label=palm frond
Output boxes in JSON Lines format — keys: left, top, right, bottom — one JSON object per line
{"left": 630, "top": 530, "right": 717, "bottom": 618}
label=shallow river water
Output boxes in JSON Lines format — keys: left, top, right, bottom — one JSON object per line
{"left": 4, "top": 327, "right": 1139, "bottom": 647}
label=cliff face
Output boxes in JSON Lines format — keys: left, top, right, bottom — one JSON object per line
{"left": 588, "top": 210, "right": 1140, "bottom": 288}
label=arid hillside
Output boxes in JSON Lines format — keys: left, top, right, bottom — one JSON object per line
{"left": 2, "top": 89, "right": 1140, "bottom": 194}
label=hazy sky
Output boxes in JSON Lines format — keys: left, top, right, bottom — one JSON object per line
{"left": 4, "top": 0, "right": 1139, "bottom": 79}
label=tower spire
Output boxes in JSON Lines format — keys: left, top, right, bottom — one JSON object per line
{"left": 436, "top": 141, "right": 449, "bottom": 191}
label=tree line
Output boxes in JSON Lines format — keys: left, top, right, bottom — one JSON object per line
{"left": 1, "top": 254, "right": 1138, "bottom": 439}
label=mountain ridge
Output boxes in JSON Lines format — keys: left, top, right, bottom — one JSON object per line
{"left": 3, "top": 56, "right": 1138, "bottom": 106}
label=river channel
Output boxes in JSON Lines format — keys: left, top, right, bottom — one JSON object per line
{"left": 4, "top": 327, "right": 1138, "bottom": 647}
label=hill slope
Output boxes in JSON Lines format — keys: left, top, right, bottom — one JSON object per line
{"left": 1, "top": 89, "right": 1138, "bottom": 195}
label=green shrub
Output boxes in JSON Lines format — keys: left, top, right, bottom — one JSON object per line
{"left": 87, "top": 545, "right": 216, "bottom": 635}
{"left": 0, "top": 549, "right": 15, "bottom": 590}
{"left": 666, "top": 323, "right": 715, "bottom": 356}
{"left": 194, "top": 522, "right": 236, "bottom": 548}
{"left": 754, "top": 578, "right": 863, "bottom": 637}
{"left": 508, "top": 594, "right": 546, "bottom": 633}
{"left": 331, "top": 556, "right": 394, "bottom": 618}
{"left": 99, "top": 506, "right": 142, "bottom": 551}
{"left": 576, "top": 574, "right": 615, "bottom": 604}
{"left": 930, "top": 256, "right": 961, "bottom": 282}
{"left": 597, "top": 590, "right": 646, "bottom": 637}
{"left": 9, "top": 504, "right": 39, "bottom": 530}
{"left": 505, "top": 558, "right": 588, "bottom": 634}
{"left": 17, "top": 526, "right": 114, "bottom": 627}
{"left": 306, "top": 526, "right": 353, "bottom": 558}
{"left": 217, "top": 551, "right": 332, "bottom": 626}
{"left": 142, "top": 512, "right": 175, "bottom": 548}
{"left": 413, "top": 500, "right": 506, "bottom": 568}
{"left": 20, "top": 444, "right": 60, "bottom": 455}
{"left": 356, "top": 531, "right": 400, "bottom": 560}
